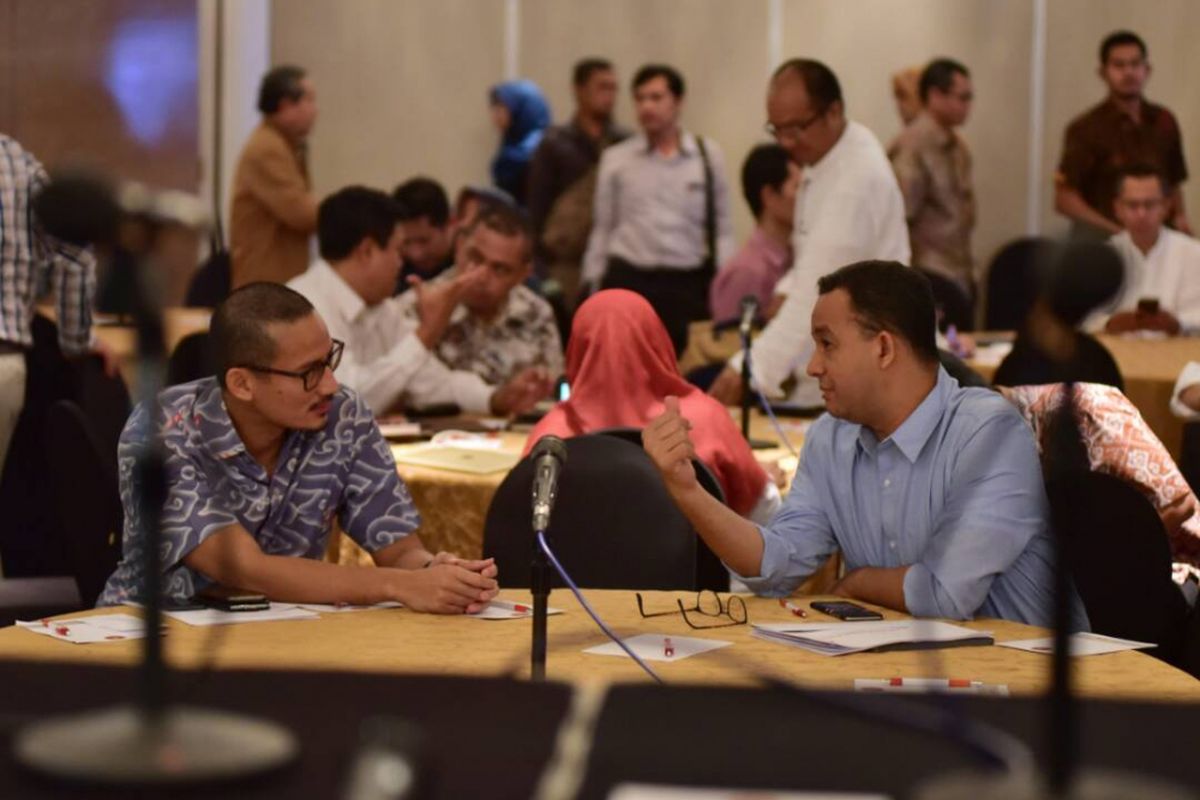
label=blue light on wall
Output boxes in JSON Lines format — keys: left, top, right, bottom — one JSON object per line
{"left": 104, "top": 16, "right": 196, "bottom": 146}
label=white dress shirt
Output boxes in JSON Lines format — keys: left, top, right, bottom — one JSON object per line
{"left": 1091, "top": 228, "right": 1200, "bottom": 332}
{"left": 288, "top": 260, "right": 494, "bottom": 414}
{"left": 731, "top": 121, "right": 910, "bottom": 399}
{"left": 581, "top": 131, "right": 735, "bottom": 285}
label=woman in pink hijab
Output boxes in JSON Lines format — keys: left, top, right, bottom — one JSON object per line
{"left": 525, "top": 290, "right": 771, "bottom": 517}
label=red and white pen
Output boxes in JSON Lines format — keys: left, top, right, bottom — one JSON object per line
{"left": 663, "top": 637, "right": 675, "bottom": 657}
{"left": 779, "top": 599, "right": 808, "bottom": 618}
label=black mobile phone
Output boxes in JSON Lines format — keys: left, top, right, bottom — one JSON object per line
{"left": 195, "top": 591, "right": 270, "bottom": 612}
{"left": 810, "top": 600, "right": 884, "bottom": 621}
{"left": 1137, "top": 297, "right": 1160, "bottom": 315}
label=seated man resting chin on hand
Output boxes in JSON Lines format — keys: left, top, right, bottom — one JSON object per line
{"left": 97, "top": 283, "right": 498, "bottom": 613}
{"left": 643, "top": 260, "right": 1087, "bottom": 630}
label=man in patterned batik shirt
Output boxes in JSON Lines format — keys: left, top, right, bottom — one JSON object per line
{"left": 97, "top": 283, "right": 499, "bottom": 612}
{"left": 396, "top": 204, "right": 564, "bottom": 386}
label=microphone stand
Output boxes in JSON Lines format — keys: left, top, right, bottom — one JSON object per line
{"left": 739, "top": 326, "right": 774, "bottom": 450}
{"left": 14, "top": 211, "right": 297, "bottom": 786}
{"left": 531, "top": 529, "right": 550, "bottom": 681}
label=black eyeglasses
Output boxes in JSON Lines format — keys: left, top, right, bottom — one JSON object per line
{"left": 636, "top": 590, "right": 748, "bottom": 629}
{"left": 763, "top": 110, "right": 825, "bottom": 142}
{"left": 241, "top": 339, "right": 344, "bottom": 391}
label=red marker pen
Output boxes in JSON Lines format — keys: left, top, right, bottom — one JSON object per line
{"left": 513, "top": 603, "right": 530, "bottom": 614}
{"left": 778, "top": 598, "right": 808, "bottom": 618}
{"left": 663, "top": 637, "right": 675, "bottom": 657}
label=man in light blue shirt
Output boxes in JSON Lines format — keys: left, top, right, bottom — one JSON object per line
{"left": 644, "top": 260, "right": 1084, "bottom": 628}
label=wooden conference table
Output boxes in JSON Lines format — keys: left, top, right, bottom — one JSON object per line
{"left": 0, "top": 591, "right": 1195, "bottom": 702}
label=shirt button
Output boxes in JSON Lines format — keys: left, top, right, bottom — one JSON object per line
{"left": 883, "top": 478, "right": 891, "bottom": 488}
{"left": 889, "top": 541, "right": 896, "bottom": 550}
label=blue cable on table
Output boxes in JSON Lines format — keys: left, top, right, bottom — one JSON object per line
{"left": 535, "top": 530, "right": 664, "bottom": 684}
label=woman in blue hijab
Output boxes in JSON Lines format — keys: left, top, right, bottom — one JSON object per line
{"left": 489, "top": 80, "right": 551, "bottom": 206}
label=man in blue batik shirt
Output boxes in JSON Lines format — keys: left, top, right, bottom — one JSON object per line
{"left": 98, "top": 283, "right": 499, "bottom": 613}
{"left": 644, "top": 259, "right": 1086, "bottom": 629}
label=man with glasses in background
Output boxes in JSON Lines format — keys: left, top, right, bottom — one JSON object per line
{"left": 97, "top": 283, "right": 500, "bottom": 613}
{"left": 709, "top": 59, "right": 909, "bottom": 408}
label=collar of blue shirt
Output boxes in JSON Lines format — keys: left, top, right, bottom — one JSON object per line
{"left": 855, "top": 367, "right": 952, "bottom": 463}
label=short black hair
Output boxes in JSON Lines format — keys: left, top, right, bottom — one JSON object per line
{"left": 463, "top": 204, "right": 532, "bottom": 260}
{"left": 919, "top": 58, "right": 969, "bottom": 102}
{"left": 317, "top": 186, "right": 401, "bottom": 262}
{"left": 816, "top": 261, "right": 938, "bottom": 364}
{"left": 1100, "top": 30, "right": 1147, "bottom": 64}
{"left": 393, "top": 177, "right": 450, "bottom": 228}
{"left": 211, "top": 283, "right": 315, "bottom": 389}
{"left": 741, "top": 144, "right": 792, "bottom": 219}
{"left": 257, "top": 65, "right": 307, "bottom": 115}
{"left": 1115, "top": 162, "right": 1168, "bottom": 197}
{"left": 573, "top": 58, "right": 613, "bottom": 88}
{"left": 632, "top": 64, "right": 685, "bottom": 98}
{"left": 772, "top": 59, "right": 843, "bottom": 113}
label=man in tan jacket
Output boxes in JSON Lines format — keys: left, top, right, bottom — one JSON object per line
{"left": 230, "top": 65, "right": 319, "bottom": 288}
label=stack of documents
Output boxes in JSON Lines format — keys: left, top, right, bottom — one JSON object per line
{"left": 752, "top": 620, "right": 993, "bottom": 656}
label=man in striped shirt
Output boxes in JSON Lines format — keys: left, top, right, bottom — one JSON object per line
{"left": 0, "top": 134, "right": 107, "bottom": 478}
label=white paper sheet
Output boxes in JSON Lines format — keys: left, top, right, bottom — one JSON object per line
{"left": 467, "top": 599, "right": 563, "bottom": 620}
{"left": 293, "top": 601, "right": 404, "bottom": 613}
{"left": 16, "top": 614, "right": 153, "bottom": 644}
{"left": 163, "top": 604, "right": 319, "bottom": 626}
{"left": 752, "top": 620, "right": 992, "bottom": 656}
{"left": 998, "top": 632, "right": 1156, "bottom": 656}
{"left": 584, "top": 633, "right": 732, "bottom": 663}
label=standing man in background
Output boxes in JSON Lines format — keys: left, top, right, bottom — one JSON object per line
{"left": 230, "top": 65, "right": 319, "bottom": 288}
{"left": 582, "top": 63, "right": 735, "bottom": 355}
{"left": 526, "top": 57, "right": 629, "bottom": 307}
{"left": 1055, "top": 30, "right": 1190, "bottom": 239}
{"left": 0, "top": 135, "right": 109, "bottom": 483}
{"left": 890, "top": 58, "right": 976, "bottom": 297}
{"left": 709, "top": 59, "right": 909, "bottom": 406}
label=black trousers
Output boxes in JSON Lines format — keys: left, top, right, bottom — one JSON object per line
{"left": 602, "top": 257, "right": 713, "bottom": 356}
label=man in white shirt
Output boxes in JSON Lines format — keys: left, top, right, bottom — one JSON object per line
{"left": 288, "top": 187, "right": 548, "bottom": 416}
{"left": 1094, "top": 164, "right": 1200, "bottom": 335}
{"left": 710, "top": 59, "right": 910, "bottom": 406}
{"left": 581, "top": 63, "right": 735, "bottom": 354}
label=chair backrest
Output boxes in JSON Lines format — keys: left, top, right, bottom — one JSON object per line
{"left": 44, "top": 400, "right": 123, "bottom": 607}
{"left": 984, "top": 237, "right": 1054, "bottom": 330}
{"left": 592, "top": 426, "right": 729, "bottom": 590}
{"left": 73, "top": 357, "right": 131, "bottom": 475}
{"left": 483, "top": 433, "right": 729, "bottom": 591}
{"left": 167, "top": 331, "right": 215, "bottom": 387}
{"left": 916, "top": 266, "right": 975, "bottom": 332}
{"left": 1046, "top": 470, "right": 1189, "bottom": 663}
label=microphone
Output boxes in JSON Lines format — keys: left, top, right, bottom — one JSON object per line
{"left": 530, "top": 435, "right": 567, "bottom": 533}
{"left": 34, "top": 170, "right": 209, "bottom": 247}
{"left": 739, "top": 294, "right": 759, "bottom": 339}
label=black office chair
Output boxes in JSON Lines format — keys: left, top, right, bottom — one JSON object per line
{"left": 483, "top": 433, "right": 730, "bottom": 591}
{"left": 916, "top": 266, "right": 975, "bottom": 332}
{"left": 938, "top": 349, "right": 988, "bottom": 388}
{"left": 167, "top": 331, "right": 215, "bottom": 387}
{"left": 45, "top": 400, "right": 123, "bottom": 607}
{"left": 592, "top": 426, "right": 729, "bottom": 590}
{"left": 73, "top": 355, "right": 131, "bottom": 474}
{"left": 1046, "top": 470, "right": 1193, "bottom": 670}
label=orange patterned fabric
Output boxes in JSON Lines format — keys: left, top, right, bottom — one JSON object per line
{"left": 1000, "top": 383, "right": 1200, "bottom": 582}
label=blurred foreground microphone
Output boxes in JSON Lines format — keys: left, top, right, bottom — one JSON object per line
{"left": 34, "top": 170, "right": 208, "bottom": 247}
{"left": 530, "top": 435, "right": 568, "bottom": 533}
{"left": 738, "top": 294, "right": 759, "bottom": 340}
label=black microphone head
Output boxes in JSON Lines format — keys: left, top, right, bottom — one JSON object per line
{"left": 531, "top": 435, "right": 568, "bottom": 465}
{"left": 33, "top": 170, "right": 121, "bottom": 246}
{"left": 1043, "top": 240, "right": 1124, "bottom": 326}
